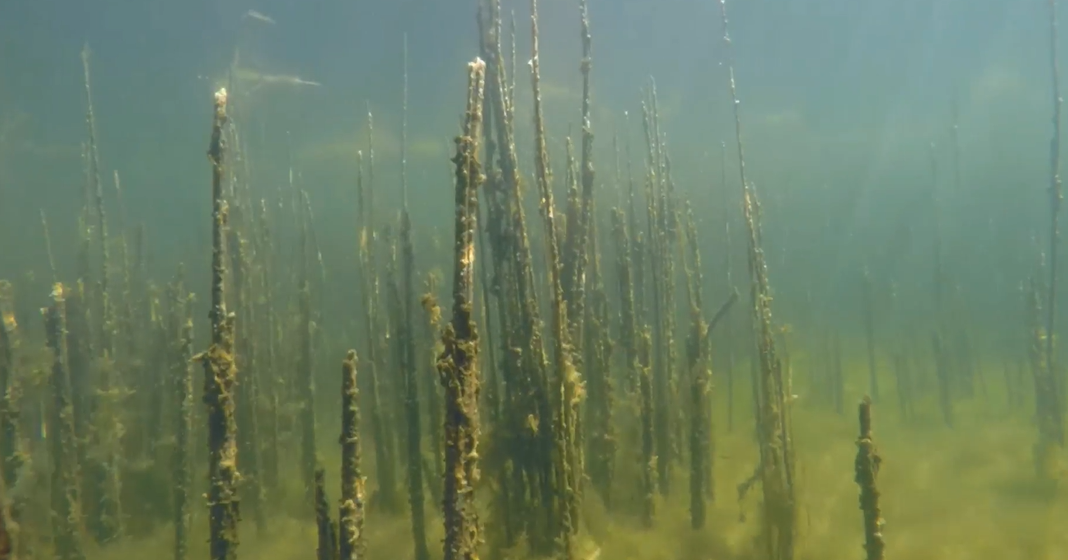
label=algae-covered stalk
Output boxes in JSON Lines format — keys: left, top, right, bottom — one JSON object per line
{"left": 1027, "top": 278, "right": 1063, "bottom": 476}
{"left": 683, "top": 205, "right": 711, "bottom": 529}
{"left": 584, "top": 207, "right": 615, "bottom": 509}
{"left": 0, "top": 476, "right": 12, "bottom": 560}
{"left": 640, "top": 97, "right": 671, "bottom": 498}
{"left": 475, "top": 12, "right": 509, "bottom": 526}
{"left": 80, "top": 45, "right": 112, "bottom": 355}
{"left": 112, "top": 170, "right": 134, "bottom": 361}
{"left": 531, "top": 1, "right": 583, "bottom": 551}
{"left": 170, "top": 267, "right": 194, "bottom": 560}
{"left": 41, "top": 210, "right": 58, "bottom": 284}
{"left": 610, "top": 209, "right": 655, "bottom": 524}
{"left": 0, "top": 281, "right": 21, "bottom": 519}
{"left": 438, "top": 57, "right": 486, "bottom": 560}
{"left": 1045, "top": 0, "right": 1064, "bottom": 416}
{"left": 398, "top": 35, "right": 430, "bottom": 560}
{"left": 420, "top": 272, "right": 445, "bottom": 494}
{"left": 743, "top": 181, "right": 796, "bottom": 560}
{"left": 610, "top": 210, "right": 638, "bottom": 394}
{"left": 355, "top": 140, "right": 397, "bottom": 512}
{"left": 81, "top": 45, "right": 124, "bottom": 545}
{"left": 315, "top": 467, "right": 339, "bottom": 560}
{"left": 637, "top": 327, "right": 656, "bottom": 526}
{"left": 854, "top": 397, "right": 885, "bottom": 560}
{"left": 298, "top": 190, "right": 319, "bottom": 502}
{"left": 339, "top": 350, "right": 366, "bottom": 560}
{"left": 644, "top": 86, "right": 682, "bottom": 489}
{"left": 862, "top": 269, "right": 879, "bottom": 402}
{"left": 256, "top": 200, "right": 281, "bottom": 496}
{"left": 199, "top": 87, "right": 240, "bottom": 560}
{"left": 624, "top": 111, "right": 647, "bottom": 323}
{"left": 68, "top": 208, "right": 96, "bottom": 524}
{"left": 719, "top": 142, "right": 737, "bottom": 433}
{"left": 483, "top": 0, "right": 560, "bottom": 549}
{"left": 44, "top": 283, "right": 86, "bottom": 560}
{"left": 561, "top": 0, "right": 596, "bottom": 346}
{"left": 229, "top": 198, "right": 265, "bottom": 531}
{"left": 657, "top": 113, "right": 683, "bottom": 491}
{"left": 718, "top": 0, "right": 796, "bottom": 557}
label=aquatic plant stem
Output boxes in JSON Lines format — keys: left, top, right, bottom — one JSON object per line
{"left": 400, "top": 34, "right": 430, "bottom": 560}
{"left": 171, "top": 267, "right": 194, "bottom": 560}
{"left": 199, "top": 87, "right": 240, "bottom": 560}
{"left": 438, "top": 57, "right": 486, "bottom": 560}
{"left": 683, "top": 206, "right": 709, "bottom": 528}
{"left": 1047, "top": 0, "right": 1064, "bottom": 413}
{"left": 610, "top": 208, "right": 655, "bottom": 524}
{"left": 484, "top": 0, "right": 557, "bottom": 549}
{"left": 45, "top": 284, "right": 86, "bottom": 560}
{"left": 356, "top": 113, "right": 398, "bottom": 510}
{"left": 298, "top": 190, "right": 319, "bottom": 503}
{"left": 719, "top": 141, "right": 737, "bottom": 433}
{"left": 40, "top": 210, "right": 57, "bottom": 284}
{"left": 315, "top": 467, "right": 339, "bottom": 560}
{"left": 339, "top": 350, "right": 366, "bottom": 560}
{"left": 862, "top": 269, "right": 879, "bottom": 402}
{"left": 854, "top": 397, "right": 885, "bottom": 560}
{"left": 531, "top": 1, "right": 582, "bottom": 552}
{"left": 0, "top": 477, "right": 11, "bottom": 560}
{"left": 0, "top": 282, "right": 20, "bottom": 528}
{"left": 81, "top": 45, "right": 124, "bottom": 544}
{"left": 718, "top": 1, "right": 797, "bottom": 557}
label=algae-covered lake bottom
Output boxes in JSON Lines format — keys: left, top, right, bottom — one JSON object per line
{"left": 57, "top": 356, "right": 1067, "bottom": 560}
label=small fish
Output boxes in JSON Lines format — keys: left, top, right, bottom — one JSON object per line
{"left": 243, "top": 9, "right": 276, "bottom": 25}
{"left": 257, "top": 74, "right": 321, "bottom": 87}
{"left": 526, "top": 413, "right": 539, "bottom": 435}
{"left": 1, "top": 311, "right": 15, "bottom": 332}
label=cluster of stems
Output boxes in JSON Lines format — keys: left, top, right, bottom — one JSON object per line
{"left": 530, "top": 2, "right": 582, "bottom": 555}
{"left": 1027, "top": 278, "right": 1064, "bottom": 477}
{"left": 719, "top": 0, "right": 796, "bottom": 557}
{"left": 0, "top": 281, "right": 21, "bottom": 540}
{"left": 355, "top": 137, "right": 397, "bottom": 512}
{"left": 477, "top": 0, "right": 559, "bottom": 552}
{"left": 44, "top": 284, "right": 85, "bottom": 560}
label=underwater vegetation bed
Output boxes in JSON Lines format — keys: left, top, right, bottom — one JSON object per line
{"left": 2, "top": 0, "right": 1068, "bottom": 559}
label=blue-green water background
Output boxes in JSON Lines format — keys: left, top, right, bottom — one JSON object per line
{"left": 0, "top": 0, "right": 1060, "bottom": 354}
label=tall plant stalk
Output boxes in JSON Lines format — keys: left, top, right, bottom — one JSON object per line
{"left": 438, "top": 57, "right": 487, "bottom": 560}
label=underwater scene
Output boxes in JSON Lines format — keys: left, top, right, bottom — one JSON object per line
{"left": 1, "top": 0, "right": 1067, "bottom": 559}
